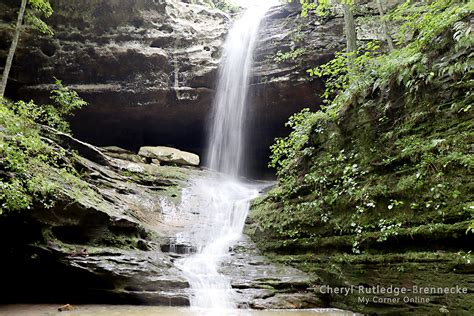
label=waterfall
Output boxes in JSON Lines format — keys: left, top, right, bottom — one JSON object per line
{"left": 207, "top": 4, "right": 269, "bottom": 176}
{"left": 174, "top": 2, "right": 274, "bottom": 312}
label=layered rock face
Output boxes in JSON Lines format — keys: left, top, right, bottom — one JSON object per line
{"left": 0, "top": 126, "right": 318, "bottom": 307}
{"left": 1, "top": 0, "right": 229, "bottom": 165}
{"left": 0, "top": 127, "right": 202, "bottom": 305}
{"left": 247, "top": 4, "right": 345, "bottom": 176}
{"left": 1, "top": 0, "right": 395, "bottom": 178}
{"left": 1, "top": 0, "right": 349, "bottom": 178}
{"left": 244, "top": 0, "right": 401, "bottom": 176}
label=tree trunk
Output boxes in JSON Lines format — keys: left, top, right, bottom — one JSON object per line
{"left": 0, "top": 0, "right": 27, "bottom": 98}
{"left": 343, "top": 1, "right": 357, "bottom": 54}
{"left": 376, "top": 0, "right": 394, "bottom": 51}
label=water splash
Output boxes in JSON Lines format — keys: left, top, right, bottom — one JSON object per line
{"left": 176, "top": 176, "right": 259, "bottom": 310}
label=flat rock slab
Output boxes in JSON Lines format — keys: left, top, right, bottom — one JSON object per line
{"left": 220, "top": 235, "right": 323, "bottom": 309}
{"left": 139, "top": 146, "right": 200, "bottom": 167}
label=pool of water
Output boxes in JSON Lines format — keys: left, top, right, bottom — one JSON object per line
{"left": 0, "top": 305, "right": 356, "bottom": 316}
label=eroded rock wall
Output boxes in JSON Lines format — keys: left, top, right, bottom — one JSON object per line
{"left": 0, "top": 0, "right": 390, "bottom": 178}
{"left": 0, "top": 0, "right": 229, "bottom": 160}
{"left": 0, "top": 1, "right": 344, "bottom": 178}
{"left": 245, "top": 0, "right": 402, "bottom": 176}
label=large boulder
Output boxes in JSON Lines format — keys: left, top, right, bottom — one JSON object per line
{"left": 139, "top": 146, "right": 200, "bottom": 166}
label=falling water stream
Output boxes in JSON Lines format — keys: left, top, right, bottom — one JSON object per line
{"left": 206, "top": 2, "right": 271, "bottom": 177}
{"left": 175, "top": 2, "right": 275, "bottom": 312}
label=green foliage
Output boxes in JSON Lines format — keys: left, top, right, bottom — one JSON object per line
{"left": 274, "top": 48, "right": 307, "bottom": 63}
{"left": 307, "top": 42, "right": 380, "bottom": 106}
{"left": 262, "top": 0, "right": 474, "bottom": 250}
{"left": 214, "top": 0, "right": 240, "bottom": 13}
{"left": 0, "top": 83, "right": 88, "bottom": 214}
{"left": 7, "top": 79, "right": 87, "bottom": 133}
{"left": 388, "top": 0, "right": 470, "bottom": 46}
{"left": 269, "top": 109, "right": 329, "bottom": 174}
{"left": 468, "top": 204, "right": 474, "bottom": 233}
{"left": 288, "top": 0, "right": 354, "bottom": 17}
{"left": 49, "top": 79, "right": 88, "bottom": 130}
{"left": 26, "top": 0, "right": 54, "bottom": 35}
{"left": 0, "top": 102, "right": 57, "bottom": 213}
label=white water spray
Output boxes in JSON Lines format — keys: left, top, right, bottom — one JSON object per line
{"left": 174, "top": 2, "right": 274, "bottom": 312}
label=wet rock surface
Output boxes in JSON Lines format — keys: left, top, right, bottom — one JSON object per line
{"left": 223, "top": 236, "right": 322, "bottom": 309}
{"left": 0, "top": 127, "right": 200, "bottom": 304}
{"left": 0, "top": 127, "right": 321, "bottom": 308}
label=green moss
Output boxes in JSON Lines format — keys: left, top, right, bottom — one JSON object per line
{"left": 249, "top": 1, "right": 473, "bottom": 313}
{"left": 250, "top": 0, "right": 473, "bottom": 250}
{"left": 262, "top": 250, "right": 474, "bottom": 314}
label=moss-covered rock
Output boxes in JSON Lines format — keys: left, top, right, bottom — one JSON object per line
{"left": 0, "top": 105, "right": 203, "bottom": 304}
{"left": 246, "top": 1, "right": 474, "bottom": 314}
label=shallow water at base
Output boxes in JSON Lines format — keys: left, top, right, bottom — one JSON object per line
{"left": 0, "top": 305, "right": 355, "bottom": 316}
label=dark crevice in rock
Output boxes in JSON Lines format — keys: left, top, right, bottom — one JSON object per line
{"left": 40, "top": 42, "right": 57, "bottom": 57}
{"left": 160, "top": 244, "right": 196, "bottom": 255}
